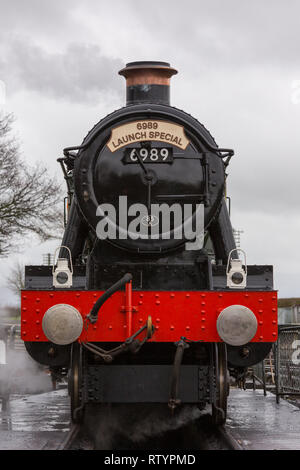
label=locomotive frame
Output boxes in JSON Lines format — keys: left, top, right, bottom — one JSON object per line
{"left": 21, "top": 61, "right": 277, "bottom": 425}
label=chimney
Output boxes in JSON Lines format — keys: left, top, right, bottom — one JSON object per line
{"left": 119, "top": 61, "right": 177, "bottom": 106}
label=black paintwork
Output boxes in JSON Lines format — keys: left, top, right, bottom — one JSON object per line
{"left": 84, "top": 364, "right": 210, "bottom": 404}
{"left": 227, "top": 343, "right": 273, "bottom": 368}
{"left": 24, "top": 262, "right": 273, "bottom": 291}
{"left": 73, "top": 103, "right": 226, "bottom": 254}
{"left": 126, "top": 84, "right": 170, "bottom": 106}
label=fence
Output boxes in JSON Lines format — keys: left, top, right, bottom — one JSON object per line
{"left": 275, "top": 325, "right": 300, "bottom": 403}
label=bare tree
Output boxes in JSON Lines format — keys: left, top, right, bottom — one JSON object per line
{"left": 0, "top": 112, "right": 64, "bottom": 256}
{"left": 6, "top": 261, "right": 25, "bottom": 296}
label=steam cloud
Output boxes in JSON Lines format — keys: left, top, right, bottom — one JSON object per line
{"left": 84, "top": 403, "right": 206, "bottom": 450}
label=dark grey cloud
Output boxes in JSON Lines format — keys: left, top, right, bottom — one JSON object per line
{"left": 121, "top": 0, "right": 300, "bottom": 68}
{"left": 0, "top": 39, "right": 123, "bottom": 102}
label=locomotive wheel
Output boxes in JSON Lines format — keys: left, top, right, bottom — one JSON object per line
{"left": 69, "top": 342, "right": 84, "bottom": 424}
{"left": 212, "top": 343, "right": 228, "bottom": 426}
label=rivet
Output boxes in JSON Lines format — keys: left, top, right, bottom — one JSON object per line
{"left": 201, "top": 294, "right": 206, "bottom": 298}
{"left": 259, "top": 335, "right": 263, "bottom": 340}
{"left": 35, "top": 335, "right": 40, "bottom": 339}
{"left": 272, "top": 332, "right": 277, "bottom": 336}
{"left": 245, "top": 294, "right": 249, "bottom": 298}
{"left": 109, "top": 325, "right": 112, "bottom": 330}
{"left": 139, "top": 301, "right": 143, "bottom": 305}
{"left": 186, "top": 293, "right": 190, "bottom": 298}
{"left": 201, "top": 326, "right": 205, "bottom": 330}
{"left": 156, "top": 326, "right": 160, "bottom": 330}
{"left": 93, "top": 326, "right": 97, "bottom": 330}
{"left": 139, "top": 294, "right": 144, "bottom": 298}
{"left": 36, "top": 309, "right": 40, "bottom": 313}
{"left": 93, "top": 293, "right": 97, "bottom": 298}
{"left": 201, "top": 310, "right": 205, "bottom": 314}
{"left": 49, "top": 294, "right": 54, "bottom": 298}
{"left": 272, "top": 320, "right": 276, "bottom": 324}
{"left": 170, "top": 293, "right": 175, "bottom": 298}
{"left": 170, "top": 325, "right": 174, "bottom": 330}
{"left": 218, "top": 294, "right": 223, "bottom": 298}
{"left": 258, "top": 310, "right": 263, "bottom": 314}
{"left": 23, "top": 332, "right": 27, "bottom": 336}
{"left": 124, "top": 325, "right": 127, "bottom": 329}
{"left": 36, "top": 320, "right": 40, "bottom": 325}
{"left": 76, "top": 293, "right": 80, "bottom": 297}
{"left": 201, "top": 318, "right": 205, "bottom": 322}
{"left": 186, "top": 326, "right": 190, "bottom": 331}
{"left": 156, "top": 301, "right": 160, "bottom": 305}
{"left": 258, "top": 298, "right": 263, "bottom": 303}
{"left": 156, "top": 318, "right": 160, "bottom": 323}
{"left": 201, "top": 302, "right": 205, "bottom": 306}
{"left": 272, "top": 308, "right": 276, "bottom": 312}
{"left": 22, "top": 307, "right": 27, "bottom": 312}
{"left": 259, "top": 321, "right": 263, "bottom": 325}
{"left": 22, "top": 320, "right": 27, "bottom": 324}
{"left": 22, "top": 295, "right": 27, "bottom": 300}
{"left": 36, "top": 298, "right": 40, "bottom": 302}
{"left": 155, "top": 294, "right": 160, "bottom": 298}
{"left": 139, "top": 318, "right": 143, "bottom": 323}
{"left": 272, "top": 296, "right": 276, "bottom": 300}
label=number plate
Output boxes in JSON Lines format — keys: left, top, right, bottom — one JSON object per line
{"left": 123, "top": 147, "right": 173, "bottom": 163}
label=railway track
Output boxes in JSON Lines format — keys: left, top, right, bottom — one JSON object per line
{"left": 215, "top": 425, "right": 243, "bottom": 450}
{"left": 58, "top": 423, "right": 81, "bottom": 450}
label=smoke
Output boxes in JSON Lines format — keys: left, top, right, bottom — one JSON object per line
{"left": 0, "top": 38, "right": 123, "bottom": 103}
{"left": 0, "top": 348, "right": 53, "bottom": 396}
{"left": 84, "top": 403, "right": 207, "bottom": 450}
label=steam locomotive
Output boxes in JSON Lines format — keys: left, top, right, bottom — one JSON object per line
{"left": 21, "top": 61, "right": 277, "bottom": 425}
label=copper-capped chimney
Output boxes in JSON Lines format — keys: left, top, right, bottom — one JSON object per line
{"left": 119, "top": 61, "right": 177, "bottom": 106}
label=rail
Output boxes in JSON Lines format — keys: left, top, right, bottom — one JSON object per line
{"left": 58, "top": 423, "right": 81, "bottom": 450}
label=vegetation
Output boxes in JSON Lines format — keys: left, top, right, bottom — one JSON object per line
{"left": 0, "top": 112, "right": 63, "bottom": 257}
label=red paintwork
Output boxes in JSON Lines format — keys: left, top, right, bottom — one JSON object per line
{"left": 21, "top": 289, "right": 278, "bottom": 343}
{"left": 125, "top": 281, "right": 133, "bottom": 337}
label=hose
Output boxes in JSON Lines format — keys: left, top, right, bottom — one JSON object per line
{"left": 87, "top": 272, "right": 132, "bottom": 324}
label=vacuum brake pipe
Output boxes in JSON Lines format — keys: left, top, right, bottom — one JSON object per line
{"left": 168, "top": 339, "right": 189, "bottom": 411}
{"left": 87, "top": 273, "right": 133, "bottom": 324}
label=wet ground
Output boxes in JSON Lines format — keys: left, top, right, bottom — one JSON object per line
{"left": 0, "top": 389, "right": 70, "bottom": 449}
{"left": 227, "top": 388, "right": 300, "bottom": 450}
{"left": 1, "top": 387, "right": 300, "bottom": 450}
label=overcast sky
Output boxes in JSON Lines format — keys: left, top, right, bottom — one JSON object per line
{"left": 0, "top": 0, "right": 300, "bottom": 305}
